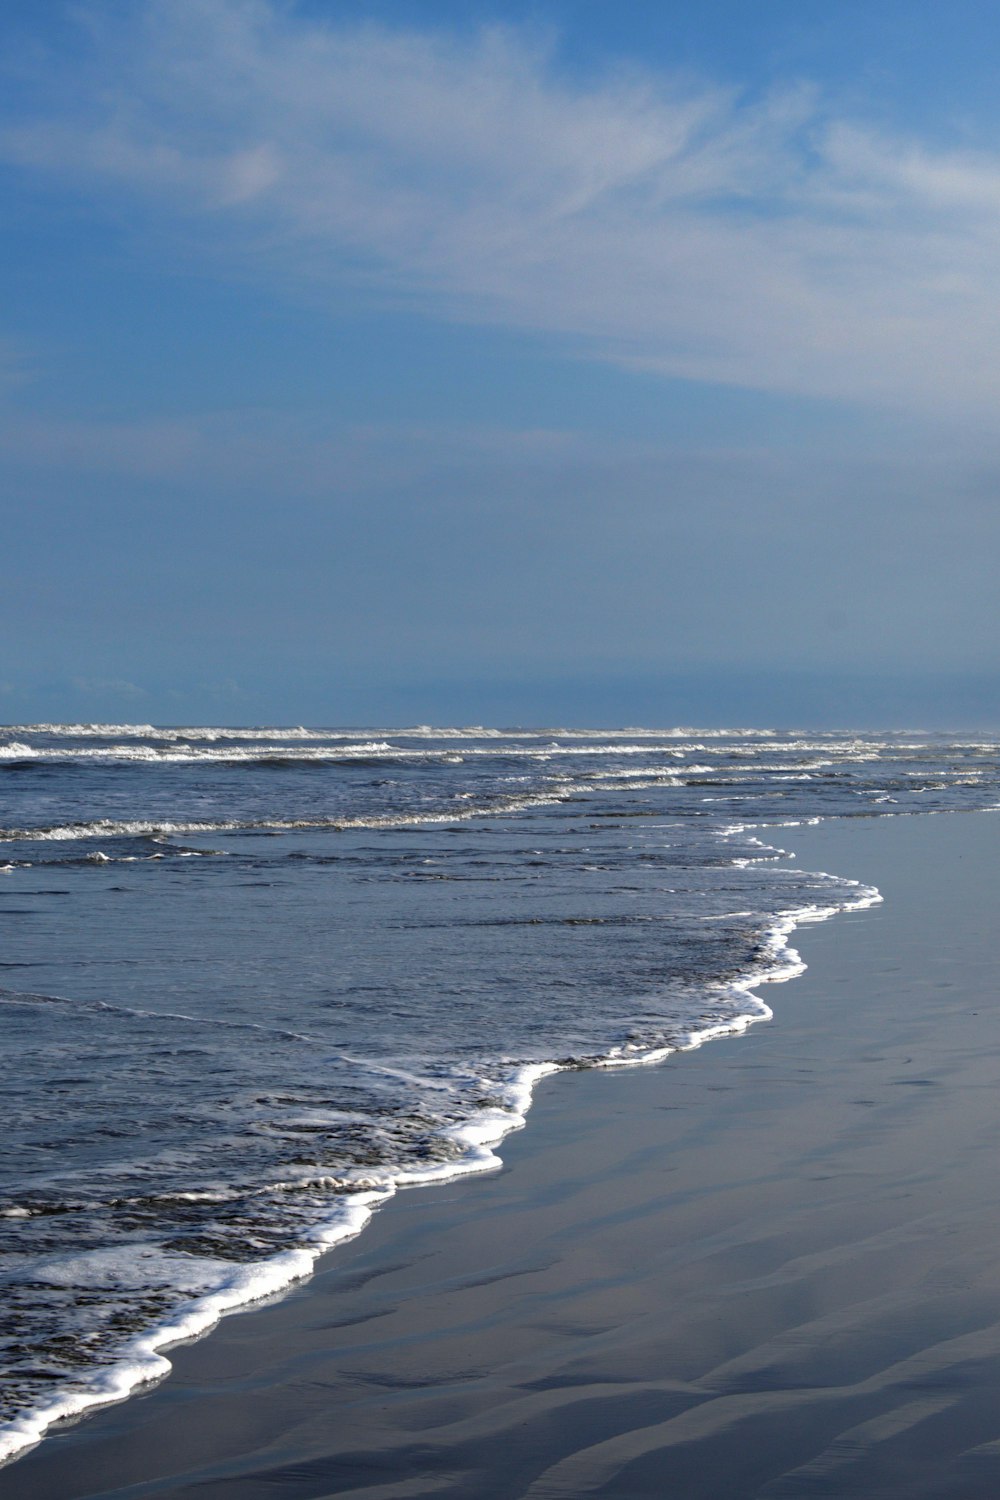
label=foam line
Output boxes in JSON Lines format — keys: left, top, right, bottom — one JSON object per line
{"left": 0, "top": 835, "right": 880, "bottom": 1471}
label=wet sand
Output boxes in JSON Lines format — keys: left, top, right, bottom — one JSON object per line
{"left": 7, "top": 810, "right": 1000, "bottom": 1498}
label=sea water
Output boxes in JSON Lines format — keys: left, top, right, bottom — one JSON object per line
{"left": 1, "top": 724, "right": 997, "bottom": 1463}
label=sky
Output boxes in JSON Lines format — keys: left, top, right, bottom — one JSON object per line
{"left": 2, "top": 0, "right": 1000, "bottom": 727}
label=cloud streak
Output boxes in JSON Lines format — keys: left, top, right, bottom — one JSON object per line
{"left": 5, "top": 1, "right": 1000, "bottom": 417}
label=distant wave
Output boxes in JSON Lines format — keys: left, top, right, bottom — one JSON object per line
{"left": 3, "top": 724, "right": 324, "bottom": 740}
{"left": 6, "top": 723, "right": 780, "bottom": 738}
{"left": 0, "top": 740, "right": 395, "bottom": 763}
{"left": 0, "top": 738, "right": 776, "bottom": 765}
{"left": 0, "top": 786, "right": 575, "bottom": 844}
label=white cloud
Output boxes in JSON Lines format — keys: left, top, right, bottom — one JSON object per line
{"left": 6, "top": 1, "right": 1000, "bottom": 414}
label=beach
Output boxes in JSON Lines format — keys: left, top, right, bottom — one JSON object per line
{"left": 5, "top": 807, "right": 1000, "bottom": 1498}
{"left": 7, "top": 2, "right": 1000, "bottom": 1493}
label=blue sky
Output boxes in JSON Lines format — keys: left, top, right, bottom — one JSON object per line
{"left": 2, "top": 0, "right": 1000, "bottom": 726}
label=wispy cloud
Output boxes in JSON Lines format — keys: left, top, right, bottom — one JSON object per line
{"left": 5, "top": 1, "right": 1000, "bottom": 415}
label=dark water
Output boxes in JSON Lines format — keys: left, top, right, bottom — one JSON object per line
{"left": 1, "top": 723, "right": 998, "bottom": 1462}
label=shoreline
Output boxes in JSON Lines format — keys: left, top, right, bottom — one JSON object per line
{"left": 0, "top": 811, "right": 874, "bottom": 1470}
{"left": 7, "top": 809, "right": 1000, "bottom": 1496}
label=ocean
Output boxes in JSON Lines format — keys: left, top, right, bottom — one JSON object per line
{"left": 1, "top": 723, "right": 998, "bottom": 1467}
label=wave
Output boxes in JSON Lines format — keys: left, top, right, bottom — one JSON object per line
{"left": 0, "top": 1053, "right": 555, "bottom": 1468}
{"left": 3, "top": 724, "right": 324, "bottom": 741}
{"left": 4, "top": 724, "right": 780, "bottom": 741}
{"left": 0, "top": 742, "right": 777, "bottom": 772}
{"left": 0, "top": 847, "right": 880, "bottom": 1470}
{"left": 0, "top": 740, "right": 395, "bottom": 763}
{"left": 2, "top": 731, "right": 971, "bottom": 775}
{"left": 0, "top": 784, "right": 576, "bottom": 844}
{"left": 392, "top": 725, "right": 781, "bottom": 739}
